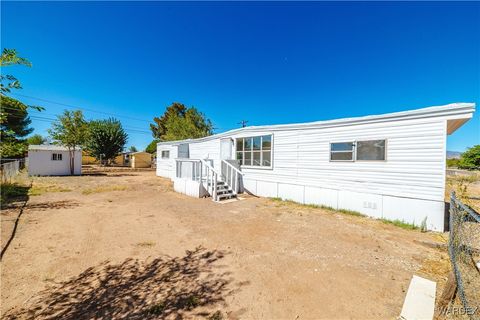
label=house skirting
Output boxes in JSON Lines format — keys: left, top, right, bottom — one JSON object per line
{"left": 242, "top": 178, "right": 445, "bottom": 231}
{"left": 173, "top": 178, "right": 209, "bottom": 198}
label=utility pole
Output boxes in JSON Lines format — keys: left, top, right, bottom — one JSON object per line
{"left": 238, "top": 120, "right": 248, "bottom": 128}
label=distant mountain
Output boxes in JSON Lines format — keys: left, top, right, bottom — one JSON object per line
{"left": 447, "top": 151, "right": 462, "bottom": 159}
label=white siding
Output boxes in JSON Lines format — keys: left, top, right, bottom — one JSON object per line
{"left": 189, "top": 139, "right": 221, "bottom": 168}
{"left": 154, "top": 103, "right": 475, "bottom": 231}
{"left": 28, "top": 150, "right": 82, "bottom": 176}
{"left": 156, "top": 145, "right": 177, "bottom": 179}
{"left": 241, "top": 117, "right": 447, "bottom": 202}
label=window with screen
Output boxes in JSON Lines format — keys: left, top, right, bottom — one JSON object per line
{"left": 330, "top": 142, "right": 354, "bottom": 161}
{"left": 51, "top": 153, "right": 63, "bottom": 161}
{"left": 161, "top": 150, "right": 170, "bottom": 159}
{"left": 236, "top": 135, "right": 272, "bottom": 167}
{"left": 356, "top": 140, "right": 386, "bottom": 161}
{"left": 330, "top": 140, "right": 386, "bottom": 161}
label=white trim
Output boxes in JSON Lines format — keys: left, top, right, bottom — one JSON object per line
{"left": 329, "top": 139, "right": 388, "bottom": 162}
{"left": 329, "top": 141, "right": 355, "bottom": 162}
{"left": 157, "top": 103, "right": 475, "bottom": 146}
{"left": 441, "top": 119, "right": 448, "bottom": 202}
{"left": 355, "top": 139, "right": 388, "bottom": 162}
{"left": 235, "top": 133, "right": 274, "bottom": 170}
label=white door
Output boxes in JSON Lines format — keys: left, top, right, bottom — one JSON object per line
{"left": 220, "top": 139, "right": 233, "bottom": 160}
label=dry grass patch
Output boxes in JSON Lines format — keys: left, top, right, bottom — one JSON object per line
{"left": 446, "top": 173, "right": 480, "bottom": 211}
{"left": 82, "top": 185, "right": 128, "bottom": 195}
{"left": 418, "top": 253, "right": 451, "bottom": 283}
{"left": 135, "top": 241, "right": 156, "bottom": 247}
{"left": 29, "top": 184, "right": 72, "bottom": 196}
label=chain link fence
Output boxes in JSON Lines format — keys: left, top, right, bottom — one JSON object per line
{"left": 449, "top": 192, "right": 480, "bottom": 320}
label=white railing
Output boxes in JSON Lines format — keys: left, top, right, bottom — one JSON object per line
{"left": 175, "top": 158, "right": 220, "bottom": 201}
{"left": 200, "top": 159, "right": 220, "bottom": 201}
{"left": 221, "top": 159, "right": 244, "bottom": 195}
{"left": 175, "top": 158, "right": 201, "bottom": 180}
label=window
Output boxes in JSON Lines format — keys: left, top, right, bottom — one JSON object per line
{"left": 330, "top": 140, "right": 386, "bottom": 161}
{"left": 330, "top": 142, "right": 354, "bottom": 161}
{"left": 356, "top": 140, "right": 386, "bottom": 161}
{"left": 51, "top": 153, "right": 63, "bottom": 161}
{"left": 236, "top": 135, "right": 272, "bottom": 167}
{"left": 161, "top": 150, "right": 170, "bottom": 159}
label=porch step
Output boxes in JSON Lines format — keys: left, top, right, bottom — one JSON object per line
{"left": 215, "top": 182, "right": 236, "bottom": 201}
{"left": 205, "top": 180, "right": 236, "bottom": 201}
{"left": 217, "top": 192, "right": 235, "bottom": 201}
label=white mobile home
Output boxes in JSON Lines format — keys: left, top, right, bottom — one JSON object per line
{"left": 156, "top": 103, "right": 475, "bottom": 231}
{"left": 28, "top": 145, "right": 82, "bottom": 176}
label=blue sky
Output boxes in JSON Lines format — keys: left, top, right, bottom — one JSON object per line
{"left": 2, "top": 1, "right": 479, "bottom": 151}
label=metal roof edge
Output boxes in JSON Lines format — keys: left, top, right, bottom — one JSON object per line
{"left": 157, "top": 102, "right": 476, "bottom": 146}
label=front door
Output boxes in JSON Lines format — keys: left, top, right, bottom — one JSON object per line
{"left": 220, "top": 139, "right": 233, "bottom": 160}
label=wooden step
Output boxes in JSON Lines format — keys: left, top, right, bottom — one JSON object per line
{"left": 217, "top": 193, "right": 236, "bottom": 201}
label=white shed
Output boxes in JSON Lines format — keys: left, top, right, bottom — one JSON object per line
{"left": 156, "top": 103, "right": 476, "bottom": 231}
{"left": 28, "top": 145, "right": 82, "bottom": 176}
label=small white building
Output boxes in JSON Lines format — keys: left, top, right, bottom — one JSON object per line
{"left": 28, "top": 145, "right": 82, "bottom": 176}
{"left": 156, "top": 103, "right": 475, "bottom": 231}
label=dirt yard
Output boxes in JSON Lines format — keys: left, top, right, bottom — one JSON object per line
{"left": 1, "top": 168, "right": 451, "bottom": 319}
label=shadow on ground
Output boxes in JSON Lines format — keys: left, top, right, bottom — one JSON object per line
{"left": 25, "top": 200, "right": 80, "bottom": 211}
{"left": 82, "top": 172, "right": 140, "bottom": 177}
{"left": 0, "top": 183, "right": 30, "bottom": 209}
{"left": 4, "top": 246, "right": 245, "bottom": 320}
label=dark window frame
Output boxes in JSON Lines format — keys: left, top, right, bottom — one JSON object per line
{"left": 161, "top": 150, "right": 170, "bottom": 159}
{"left": 51, "top": 153, "right": 63, "bottom": 161}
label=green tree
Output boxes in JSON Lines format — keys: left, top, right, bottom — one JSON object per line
{"left": 150, "top": 102, "right": 213, "bottom": 141}
{"left": 129, "top": 146, "right": 138, "bottom": 152}
{"left": 446, "top": 158, "right": 460, "bottom": 168}
{"left": 0, "top": 48, "right": 31, "bottom": 94}
{"left": 145, "top": 140, "right": 159, "bottom": 154}
{"left": 27, "top": 134, "right": 46, "bottom": 145}
{"left": 48, "top": 110, "right": 89, "bottom": 174}
{"left": 0, "top": 96, "right": 33, "bottom": 157}
{"left": 85, "top": 118, "right": 128, "bottom": 165}
{"left": 0, "top": 48, "right": 43, "bottom": 157}
{"left": 458, "top": 145, "right": 480, "bottom": 170}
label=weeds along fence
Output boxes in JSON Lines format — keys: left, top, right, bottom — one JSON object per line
{"left": 449, "top": 192, "right": 480, "bottom": 319}
{"left": 0, "top": 159, "right": 24, "bottom": 183}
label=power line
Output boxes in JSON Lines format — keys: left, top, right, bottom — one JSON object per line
{"left": 9, "top": 92, "right": 153, "bottom": 123}
{"left": 1, "top": 105, "right": 152, "bottom": 134}
{"left": 2, "top": 113, "right": 153, "bottom": 136}
{"left": 5, "top": 94, "right": 244, "bottom": 135}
